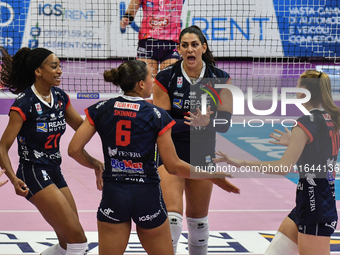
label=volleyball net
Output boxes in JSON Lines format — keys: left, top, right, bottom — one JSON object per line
{"left": 1, "top": 0, "right": 339, "bottom": 97}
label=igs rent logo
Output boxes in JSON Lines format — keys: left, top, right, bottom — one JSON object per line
{"left": 200, "top": 84, "right": 311, "bottom": 128}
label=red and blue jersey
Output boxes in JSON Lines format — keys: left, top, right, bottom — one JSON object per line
{"left": 10, "top": 86, "right": 70, "bottom": 166}
{"left": 85, "top": 95, "right": 175, "bottom": 184}
{"left": 155, "top": 61, "right": 231, "bottom": 146}
{"left": 295, "top": 108, "right": 338, "bottom": 225}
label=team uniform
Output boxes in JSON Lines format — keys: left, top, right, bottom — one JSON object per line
{"left": 85, "top": 95, "right": 175, "bottom": 228}
{"left": 289, "top": 108, "right": 339, "bottom": 236}
{"left": 137, "top": 0, "right": 183, "bottom": 62}
{"left": 155, "top": 61, "right": 231, "bottom": 167}
{"left": 10, "top": 85, "right": 70, "bottom": 200}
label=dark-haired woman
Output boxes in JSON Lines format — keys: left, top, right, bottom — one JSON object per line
{"left": 0, "top": 47, "right": 101, "bottom": 255}
{"left": 214, "top": 70, "right": 339, "bottom": 255}
{"left": 68, "top": 59, "right": 239, "bottom": 255}
{"left": 153, "top": 25, "right": 234, "bottom": 254}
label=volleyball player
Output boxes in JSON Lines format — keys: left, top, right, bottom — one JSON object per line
{"left": 0, "top": 47, "right": 98, "bottom": 255}
{"left": 153, "top": 25, "right": 234, "bottom": 254}
{"left": 120, "top": 0, "right": 183, "bottom": 77}
{"left": 67, "top": 59, "right": 239, "bottom": 255}
{"left": 214, "top": 70, "right": 339, "bottom": 255}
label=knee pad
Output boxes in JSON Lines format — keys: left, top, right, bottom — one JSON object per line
{"left": 264, "top": 231, "right": 298, "bottom": 255}
{"left": 187, "top": 216, "right": 209, "bottom": 246}
{"left": 168, "top": 212, "right": 183, "bottom": 245}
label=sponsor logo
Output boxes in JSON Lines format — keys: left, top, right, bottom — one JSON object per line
{"left": 189, "top": 91, "right": 196, "bottom": 99}
{"left": 108, "top": 147, "right": 141, "bottom": 158}
{"left": 38, "top": 4, "right": 95, "bottom": 20}
{"left": 108, "top": 147, "right": 118, "bottom": 157}
{"left": 173, "top": 99, "right": 183, "bottom": 109}
{"left": 55, "top": 101, "right": 63, "bottom": 109}
{"left": 125, "top": 177, "right": 145, "bottom": 183}
{"left": 325, "top": 221, "right": 337, "bottom": 230}
{"left": 149, "top": 17, "right": 170, "bottom": 27}
{"left": 173, "top": 91, "right": 184, "bottom": 97}
{"left": 18, "top": 136, "right": 26, "bottom": 145}
{"left": 199, "top": 82, "right": 222, "bottom": 108}
{"left": 111, "top": 159, "right": 143, "bottom": 172}
{"left": 146, "top": 1, "right": 154, "bottom": 8}
{"left": 308, "top": 186, "right": 316, "bottom": 212}
{"left": 41, "top": 170, "right": 50, "bottom": 181}
{"left": 114, "top": 101, "right": 140, "bottom": 111}
{"left": 177, "top": 77, "right": 183, "bottom": 88}
{"left": 305, "top": 173, "right": 317, "bottom": 186}
{"left": 77, "top": 93, "right": 99, "bottom": 99}
{"left": 153, "top": 108, "right": 161, "bottom": 118}
{"left": 35, "top": 103, "right": 42, "bottom": 114}
{"left": 139, "top": 209, "right": 161, "bottom": 222}
{"left": 37, "top": 123, "right": 48, "bottom": 132}
{"left": 47, "top": 119, "right": 66, "bottom": 131}
{"left": 99, "top": 208, "right": 119, "bottom": 222}
{"left": 95, "top": 101, "right": 106, "bottom": 109}
{"left": 50, "top": 113, "right": 57, "bottom": 121}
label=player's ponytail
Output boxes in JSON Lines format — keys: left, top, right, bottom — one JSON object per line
{"left": 104, "top": 60, "right": 148, "bottom": 93}
{"left": 0, "top": 47, "right": 53, "bottom": 94}
{"left": 300, "top": 70, "right": 340, "bottom": 132}
{"left": 179, "top": 25, "right": 215, "bottom": 66}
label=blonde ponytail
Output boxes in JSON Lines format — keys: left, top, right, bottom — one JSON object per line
{"left": 300, "top": 70, "right": 340, "bottom": 132}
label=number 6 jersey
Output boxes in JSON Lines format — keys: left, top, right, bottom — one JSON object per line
{"left": 85, "top": 95, "right": 175, "bottom": 184}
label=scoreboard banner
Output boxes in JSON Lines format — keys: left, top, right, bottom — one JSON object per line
{"left": 1, "top": 0, "right": 339, "bottom": 58}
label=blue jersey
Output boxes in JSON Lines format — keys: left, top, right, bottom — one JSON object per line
{"left": 155, "top": 61, "right": 231, "bottom": 146}
{"left": 10, "top": 86, "right": 70, "bottom": 166}
{"left": 86, "top": 95, "right": 175, "bottom": 184}
{"left": 295, "top": 109, "right": 338, "bottom": 225}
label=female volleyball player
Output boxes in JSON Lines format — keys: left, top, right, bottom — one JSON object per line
{"left": 0, "top": 47, "right": 96, "bottom": 255}
{"left": 67, "top": 59, "right": 239, "bottom": 255}
{"left": 153, "top": 25, "right": 234, "bottom": 254}
{"left": 214, "top": 70, "right": 339, "bottom": 255}
{"left": 120, "top": 0, "right": 183, "bottom": 77}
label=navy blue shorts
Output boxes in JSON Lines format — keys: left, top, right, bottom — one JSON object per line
{"left": 97, "top": 181, "right": 168, "bottom": 229}
{"left": 16, "top": 163, "right": 68, "bottom": 200}
{"left": 288, "top": 207, "right": 337, "bottom": 237}
{"left": 137, "top": 39, "right": 180, "bottom": 62}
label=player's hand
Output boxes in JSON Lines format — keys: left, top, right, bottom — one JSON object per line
{"left": 120, "top": 18, "right": 129, "bottom": 30}
{"left": 0, "top": 169, "right": 8, "bottom": 187}
{"left": 213, "top": 150, "right": 244, "bottom": 168}
{"left": 95, "top": 161, "right": 104, "bottom": 191}
{"left": 269, "top": 127, "right": 291, "bottom": 146}
{"left": 13, "top": 177, "right": 29, "bottom": 197}
{"left": 184, "top": 106, "right": 214, "bottom": 127}
{"left": 209, "top": 178, "right": 240, "bottom": 194}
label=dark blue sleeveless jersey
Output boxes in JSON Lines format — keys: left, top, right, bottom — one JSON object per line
{"left": 10, "top": 86, "right": 70, "bottom": 166}
{"left": 295, "top": 109, "right": 338, "bottom": 225}
{"left": 85, "top": 95, "right": 175, "bottom": 184}
{"left": 155, "top": 61, "right": 231, "bottom": 146}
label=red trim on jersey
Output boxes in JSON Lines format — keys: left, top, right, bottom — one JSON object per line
{"left": 297, "top": 121, "right": 313, "bottom": 144}
{"left": 65, "top": 95, "right": 71, "bottom": 110}
{"left": 10, "top": 106, "right": 26, "bottom": 121}
{"left": 85, "top": 108, "right": 95, "bottom": 126}
{"left": 155, "top": 79, "right": 168, "bottom": 93}
{"left": 159, "top": 120, "right": 176, "bottom": 136}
